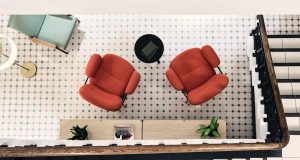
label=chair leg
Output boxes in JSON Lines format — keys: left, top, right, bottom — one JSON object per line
{"left": 122, "top": 94, "right": 127, "bottom": 108}
{"left": 66, "top": 14, "right": 80, "bottom": 24}
{"left": 217, "top": 66, "right": 223, "bottom": 74}
{"left": 56, "top": 46, "right": 69, "bottom": 54}
{"left": 84, "top": 77, "right": 89, "bottom": 84}
{"left": 181, "top": 91, "right": 188, "bottom": 103}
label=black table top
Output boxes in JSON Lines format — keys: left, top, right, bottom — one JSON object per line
{"left": 134, "top": 34, "right": 164, "bottom": 64}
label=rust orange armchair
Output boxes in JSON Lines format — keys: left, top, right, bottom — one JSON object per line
{"left": 79, "top": 54, "right": 141, "bottom": 111}
{"left": 166, "top": 45, "right": 229, "bottom": 105}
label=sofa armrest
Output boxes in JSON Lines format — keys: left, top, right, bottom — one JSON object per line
{"left": 201, "top": 45, "right": 220, "bottom": 68}
{"left": 85, "top": 54, "right": 102, "bottom": 77}
{"left": 31, "top": 37, "right": 56, "bottom": 48}
{"left": 166, "top": 68, "right": 184, "bottom": 91}
{"left": 125, "top": 71, "right": 141, "bottom": 94}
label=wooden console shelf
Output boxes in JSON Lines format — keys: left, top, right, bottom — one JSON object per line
{"left": 59, "top": 119, "right": 226, "bottom": 140}
{"left": 143, "top": 120, "right": 226, "bottom": 139}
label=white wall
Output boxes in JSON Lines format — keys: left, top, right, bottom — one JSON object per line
{"left": 0, "top": 0, "right": 300, "bottom": 14}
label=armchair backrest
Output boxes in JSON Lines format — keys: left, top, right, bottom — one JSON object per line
{"left": 8, "top": 15, "right": 46, "bottom": 37}
{"left": 88, "top": 54, "right": 136, "bottom": 96}
{"left": 169, "top": 47, "right": 218, "bottom": 91}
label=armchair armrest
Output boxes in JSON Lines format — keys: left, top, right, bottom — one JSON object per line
{"left": 166, "top": 68, "right": 184, "bottom": 91}
{"left": 85, "top": 54, "right": 102, "bottom": 77}
{"left": 125, "top": 71, "right": 141, "bottom": 94}
{"left": 201, "top": 45, "right": 220, "bottom": 68}
{"left": 31, "top": 37, "right": 56, "bottom": 48}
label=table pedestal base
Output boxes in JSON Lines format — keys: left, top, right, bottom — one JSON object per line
{"left": 20, "top": 62, "right": 37, "bottom": 78}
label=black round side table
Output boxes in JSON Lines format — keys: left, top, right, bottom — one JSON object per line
{"left": 134, "top": 34, "right": 164, "bottom": 64}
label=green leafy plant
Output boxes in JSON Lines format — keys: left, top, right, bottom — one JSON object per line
{"left": 68, "top": 125, "right": 88, "bottom": 140}
{"left": 197, "top": 116, "right": 221, "bottom": 139}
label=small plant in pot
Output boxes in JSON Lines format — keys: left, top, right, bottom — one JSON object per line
{"left": 115, "top": 129, "right": 133, "bottom": 140}
{"left": 68, "top": 125, "right": 88, "bottom": 140}
{"left": 197, "top": 116, "right": 221, "bottom": 138}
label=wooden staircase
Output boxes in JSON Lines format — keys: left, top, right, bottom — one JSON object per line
{"left": 269, "top": 35, "right": 300, "bottom": 135}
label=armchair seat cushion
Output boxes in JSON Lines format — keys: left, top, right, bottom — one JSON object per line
{"left": 169, "top": 48, "right": 216, "bottom": 91}
{"left": 89, "top": 54, "right": 135, "bottom": 96}
{"left": 38, "top": 15, "right": 78, "bottom": 49}
{"left": 79, "top": 84, "right": 123, "bottom": 111}
{"left": 188, "top": 74, "right": 229, "bottom": 105}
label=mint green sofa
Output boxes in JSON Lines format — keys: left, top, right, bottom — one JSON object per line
{"left": 8, "top": 15, "right": 79, "bottom": 54}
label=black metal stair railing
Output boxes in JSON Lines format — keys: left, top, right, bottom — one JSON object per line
{"left": 250, "top": 23, "right": 282, "bottom": 142}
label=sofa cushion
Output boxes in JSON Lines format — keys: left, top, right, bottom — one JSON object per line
{"left": 38, "top": 15, "right": 77, "bottom": 49}
{"left": 79, "top": 84, "right": 123, "bottom": 111}
{"left": 89, "top": 54, "right": 135, "bottom": 96}
{"left": 170, "top": 48, "right": 216, "bottom": 91}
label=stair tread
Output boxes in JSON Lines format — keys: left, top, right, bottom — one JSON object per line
{"left": 281, "top": 95, "right": 300, "bottom": 98}
{"left": 285, "top": 113, "right": 300, "bottom": 117}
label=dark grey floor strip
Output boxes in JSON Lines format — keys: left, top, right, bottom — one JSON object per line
{"left": 268, "top": 35, "right": 300, "bottom": 38}
{"left": 270, "top": 48, "right": 300, "bottom": 52}
{"left": 277, "top": 79, "right": 300, "bottom": 82}
{"left": 281, "top": 95, "right": 300, "bottom": 99}
{"left": 285, "top": 113, "right": 300, "bottom": 117}
{"left": 289, "top": 131, "right": 300, "bottom": 135}
{"left": 273, "top": 63, "right": 300, "bottom": 66}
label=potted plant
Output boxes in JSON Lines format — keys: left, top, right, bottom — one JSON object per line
{"left": 115, "top": 129, "right": 133, "bottom": 140}
{"left": 68, "top": 125, "right": 88, "bottom": 140}
{"left": 114, "top": 125, "right": 135, "bottom": 140}
{"left": 197, "top": 116, "right": 221, "bottom": 138}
